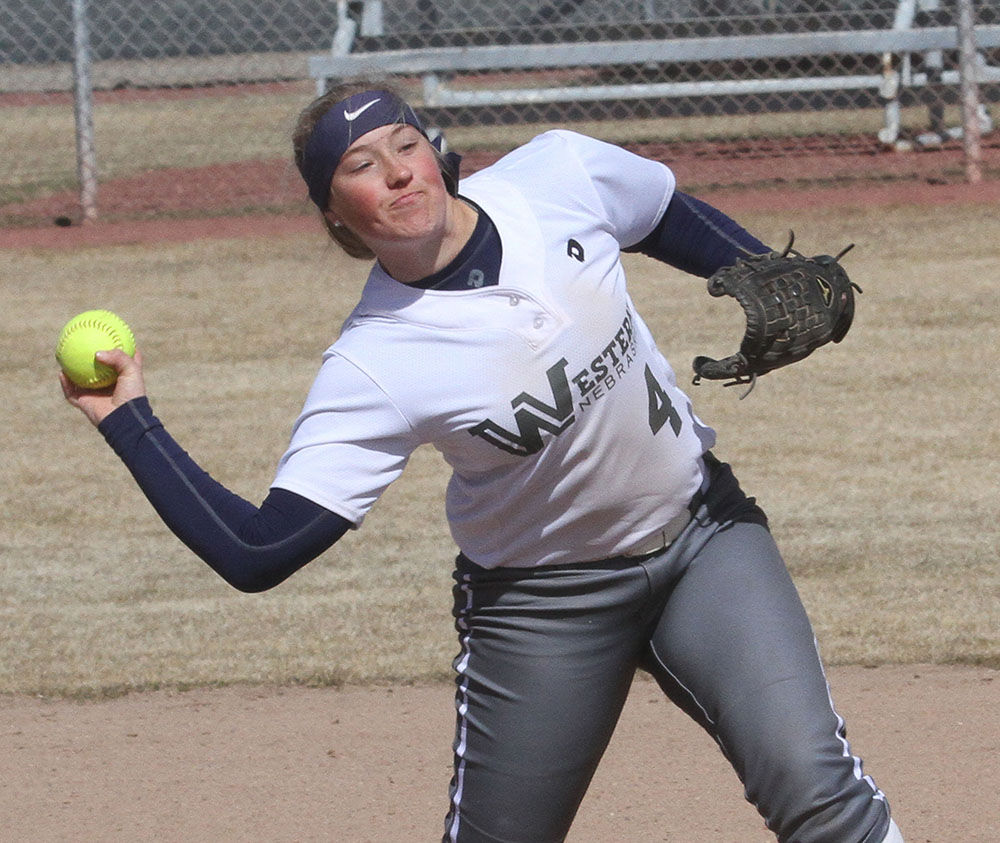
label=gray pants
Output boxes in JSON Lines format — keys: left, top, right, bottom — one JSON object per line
{"left": 444, "top": 463, "right": 892, "bottom": 842}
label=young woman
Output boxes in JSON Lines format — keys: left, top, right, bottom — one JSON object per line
{"left": 62, "top": 84, "right": 904, "bottom": 843}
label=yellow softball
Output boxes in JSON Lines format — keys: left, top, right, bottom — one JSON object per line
{"left": 55, "top": 309, "right": 136, "bottom": 389}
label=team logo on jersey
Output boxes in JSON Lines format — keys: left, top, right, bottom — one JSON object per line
{"left": 567, "top": 239, "right": 585, "bottom": 262}
{"left": 469, "top": 309, "right": 641, "bottom": 456}
{"left": 468, "top": 359, "right": 575, "bottom": 456}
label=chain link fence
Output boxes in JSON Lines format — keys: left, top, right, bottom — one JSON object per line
{"left": 3, "top": 0, "right": 999, "bottom": 228}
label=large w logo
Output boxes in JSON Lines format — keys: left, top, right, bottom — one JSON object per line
{"left": 469, "top": 358, "right": 575, "bottom": 456}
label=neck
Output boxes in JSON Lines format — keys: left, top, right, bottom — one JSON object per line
{"left": 378, "top": 198, "right": 479, "bottom": 284}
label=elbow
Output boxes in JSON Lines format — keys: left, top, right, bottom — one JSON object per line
{"left": 193, "top": 520, "right": 344, "bottom": 593}
{"left": 208, "top": 551, "right": 315, "bottom": 593}
{"left": 229, "top": 578, "right": 273, "bottom": 594}
{"left": 200, "top": 556, "right": 287, "bottom": 593}
{"left": 223, "top": 570, "right": 286, "bottom": 593}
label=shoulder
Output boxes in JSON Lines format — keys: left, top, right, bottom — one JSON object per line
{"left": 469, "top": 130, "right": 671, "bottom": 191}
{"left": 477, "top": 130, "right": 614, "bottom": 173}
{"left": 461, "top": 131, "right": 616, "bottom": 204}
{"left": 459, "top": 131, "right": 675, "bottom": 246}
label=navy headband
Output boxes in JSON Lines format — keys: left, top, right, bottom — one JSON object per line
{"left": 299, "top": 90, "right": 425, "bottom": 210}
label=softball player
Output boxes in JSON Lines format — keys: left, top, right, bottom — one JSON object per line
{"left": 62, "top": 85, "right": 905, "bottom": 843}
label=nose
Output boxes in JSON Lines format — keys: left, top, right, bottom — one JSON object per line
{"left": 385, "top": 156, "right": 412, "bottom": 188}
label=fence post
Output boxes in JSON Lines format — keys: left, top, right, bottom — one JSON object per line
{"left": 71, "top": 0, "right": 98, "bottom": 222}
{"left": 956, "top": 0, "right": 983, "bottom": 184}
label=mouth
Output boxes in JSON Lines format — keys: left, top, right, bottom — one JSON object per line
{"left": 390, "top": 190, "right": 423, "bottom": 210}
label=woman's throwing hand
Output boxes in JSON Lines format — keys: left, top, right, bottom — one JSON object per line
{"left": 60, "top": 348, "right": 147, "bottom": 427}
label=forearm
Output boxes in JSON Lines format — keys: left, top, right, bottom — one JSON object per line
{"left": 98, "top": 398, "right": 350, "bottom": 591}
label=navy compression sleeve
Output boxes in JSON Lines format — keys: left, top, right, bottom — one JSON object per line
{"left": 98, "top": 397, "right": 350, "bottom": 592}
{"left": 624, "top": 190, "right": 769, "bottom": 277}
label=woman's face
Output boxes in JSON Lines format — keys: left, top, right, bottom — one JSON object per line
{"left": 325, "top": 123, "right": 450, "bottom": 253}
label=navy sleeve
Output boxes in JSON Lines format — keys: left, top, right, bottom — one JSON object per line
{"left": 98, "top": 397, "right": 351, "bottom": 592}
{"left": 623, "top": 190, "right": 769, "bottom": 277}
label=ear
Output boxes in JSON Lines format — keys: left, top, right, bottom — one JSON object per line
{"left": 323, "top": 209, "right": 342, "bottom": 228}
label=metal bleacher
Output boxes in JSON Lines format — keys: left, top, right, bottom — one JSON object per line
{"left": 309, "top": 0, "right": 1000, "bottom": 145}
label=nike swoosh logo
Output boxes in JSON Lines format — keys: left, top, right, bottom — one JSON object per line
{"left": 343, "top": 98, "right": 381, "bottom": 121}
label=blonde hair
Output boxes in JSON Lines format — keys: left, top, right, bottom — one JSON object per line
{"left": 292, "top": 80, "right": 453, "bottom": 259}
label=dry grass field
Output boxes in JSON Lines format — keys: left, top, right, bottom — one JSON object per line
{"left": 1, "top": 200, "right": 998, "bottom": 699}
{"left": 1, "top": 197, "right": 999, "bottom": 841}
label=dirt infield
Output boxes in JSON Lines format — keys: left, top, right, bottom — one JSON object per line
{"left": 4, "top": 133, "right": 1000, "bottom": 249}
{"left": 5, "top": 173, "right": 999, "bottom": 252}
{"left": 3, "top": 665, "right": 997, "bottom": 841}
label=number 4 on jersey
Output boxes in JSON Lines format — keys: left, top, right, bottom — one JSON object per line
{"left": 645, "top": 364, "right": 682, "bottom": 436}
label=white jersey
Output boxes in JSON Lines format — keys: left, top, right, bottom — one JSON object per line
{"left": 272, "top": 130, "right": 716, "bottom": 568}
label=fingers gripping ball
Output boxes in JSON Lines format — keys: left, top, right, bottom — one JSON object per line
{"left": 55, "top": 309, "right": 136, "bottom": 389}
